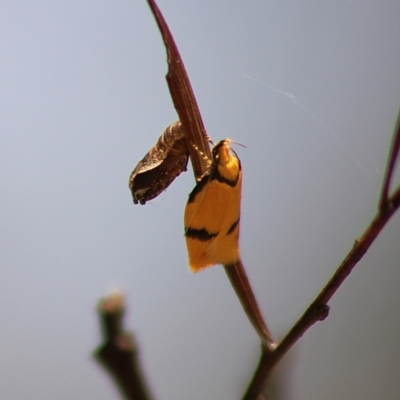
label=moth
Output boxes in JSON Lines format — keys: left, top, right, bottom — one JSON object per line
{"left": 184, "top": 140, "right": 242, "bottom": 272}
{"left": 129, "top": 121, "right": 189, "bottom": 205}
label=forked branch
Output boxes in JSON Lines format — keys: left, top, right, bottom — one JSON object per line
{"left": 243, "top": 112, "right": 400, "bottom": 398}
{"left": 95, "top": 1, "right": 400, "bottom": 399}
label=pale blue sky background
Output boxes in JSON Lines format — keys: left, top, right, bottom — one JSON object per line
{"left": 1, "top": 1, "right": 400, "bottom": 399}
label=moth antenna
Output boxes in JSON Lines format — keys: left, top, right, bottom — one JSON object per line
{"left": 222, "top": 139, "right": 246, "bottom": 160}
{"left": 225, "top": 138, "right": 246, "bottom": 149}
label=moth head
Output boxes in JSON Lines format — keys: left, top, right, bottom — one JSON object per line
{"left": 212, "top": 139, "right": 241, "bottom": 177}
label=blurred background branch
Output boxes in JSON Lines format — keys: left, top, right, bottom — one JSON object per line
{"left": 94, "top": 292, "right": 152, "bottom": 400}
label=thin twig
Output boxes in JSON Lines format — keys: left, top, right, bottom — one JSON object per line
{"left": 94, "top": 292, "right": 153, "bottom": 400}
{"left": 379, "top": 112, "right": 400, "bottom": 210}
{"left": 243, "top": 111, "right": 400, "bottom": 399}
{"left": 224, "top": 261, "right": 275, "bottom": 351}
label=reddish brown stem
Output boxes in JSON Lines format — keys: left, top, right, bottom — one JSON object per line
{"left": 224, "top": 261, "right": 275, "bottom": 351}
{"left": 146, "top": 0, "right": 211, "bottom": 179}
{"left": 242, "top": 127, "right": 400, "bottom": 398}
{"left": 379, "top": 112, "right": 400, "bottom": 210}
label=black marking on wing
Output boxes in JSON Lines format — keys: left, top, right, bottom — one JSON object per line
{"left": 185, "top": 227, "right": 218, "bottom": 241}
{"left": 187, "top": 155, "right": 241, "bottom": 203}
{"left": 187, "top": 173, "right": 209, "bottom": 204}
{"left": 227, "top": 217, "right": 240, "bottom": 235}
{"left": 211, "top": 163, "right": 241, "bottom": 187}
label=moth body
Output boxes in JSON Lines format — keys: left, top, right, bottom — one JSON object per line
{"left": 184, "top": 140, "right": 242, "bottom": 272}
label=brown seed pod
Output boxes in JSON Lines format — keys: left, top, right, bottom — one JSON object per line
{"left": 129, "top": 121, "right": 189, "bottom": 205}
